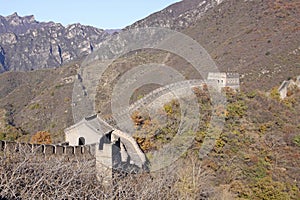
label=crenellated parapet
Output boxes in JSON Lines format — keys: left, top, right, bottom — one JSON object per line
{"left": 0, "top": 140, "right": 98, "bottom": 158}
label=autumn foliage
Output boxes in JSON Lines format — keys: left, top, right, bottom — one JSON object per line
{"left": 30, "top": 131, "right": 52, "bottom": 144}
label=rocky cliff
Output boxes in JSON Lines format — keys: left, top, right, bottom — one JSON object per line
{"left": 0, "top": 13, "right": 109, "bottom": 72}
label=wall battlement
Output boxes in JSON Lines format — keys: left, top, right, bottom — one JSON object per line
{"left": 0, "top": 140, "right": 98, "bottom": 158}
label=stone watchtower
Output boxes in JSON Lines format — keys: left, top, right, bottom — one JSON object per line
{"left": 64, "top": 115, "right": 147, "bottom": 185}
{"left": 207, "top": 72, "right": 240, "bottom": 90}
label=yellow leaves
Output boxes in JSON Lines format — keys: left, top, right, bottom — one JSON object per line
{"left": 215, "top": 138, "right": 225, "bottom": 148}
{"left": 131, "top": 111, "right": 151, "bottom": 127}
{"left": 226, "top": 100, "right": 248, "bottom": 120}
{"left": 133, "top": 136, "right": 155, "bottom": 153}
{"left": 30, "top": 131, "right": 52, "bottom": 144}
{"left": 163, "top": 99, "right": 180, "bottom": 116}
{"left": 29, "top": 103, "right": 41, "bottom": 110}
{"left": 163, "top": 104, "right": 173, "bottom": 115}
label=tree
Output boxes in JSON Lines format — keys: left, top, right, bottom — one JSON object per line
{"left": 30, "top": 131, "right": 52, "bottom": 144}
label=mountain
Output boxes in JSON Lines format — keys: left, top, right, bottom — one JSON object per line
{"left": 126, "top": 0, "right": 300, "bottom": 91}
{"left": 183, "top": 0, "right": 300, "bottom": 90}
{"left": 0, "top": 12, "right": 43, "bottom": 34}
{"left": 0, "top": 13, "right": 109, "bottom": 72}
{"left": 0, "top": 0, "right": 299, "bottom": 139}
{"left": 0, "top": 1, "right": 300, "bottom": 198}
{"left": 126, "top": 0, "right": 223, "bottom": 30}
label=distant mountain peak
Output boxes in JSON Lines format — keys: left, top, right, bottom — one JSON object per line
{"left": 5, "top": 12, "right": 36, "bottom": 24}
{"left": 0, "top": 13, "right": 109, "bottom": 72}
{"left": 6, "top": 12, "right": 35, "bottom": 19}
{"left": 7, "top": 12, "right": 20, "bottom": 18}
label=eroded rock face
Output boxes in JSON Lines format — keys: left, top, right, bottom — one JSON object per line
{"left": 0, "top": 12, "right": 38, "bottom": 34}
{"left": 0, "top": 13, "right": 109, "bottom": 72}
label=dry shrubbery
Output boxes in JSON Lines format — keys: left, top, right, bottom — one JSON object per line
{"left": 0, "top": 146, "right": 224, "bottom": 200}
{"left": 2, "top": 85, "right": 300, "bottom": 199}
{"left": 0, "top": 148, "right": 105, "bottom": 199}
{"left": 132, "top": 86, "right": 300, "bottom": 199}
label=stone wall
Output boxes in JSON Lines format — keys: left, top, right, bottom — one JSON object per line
{"left": 0, "top": 140, "right": 96, "bottom": 159}
{"left": 103, "top": 79, "right": 205, "bottom": 124}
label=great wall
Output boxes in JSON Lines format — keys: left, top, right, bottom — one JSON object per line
{"left": 0, "top": 140, "right": 94, "bottom": 158}
{"left": 103, "top": 79, "right": 206, "bottom": 125}
{"left": 105, "top": 72, "right": 239, "bottom": 123}
{"left": 1, "top": 72, "right": 240, "bottom": 185}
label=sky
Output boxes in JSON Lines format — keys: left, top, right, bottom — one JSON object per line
{"left": 0, "top": 0, "right": 180, "bottom": 29}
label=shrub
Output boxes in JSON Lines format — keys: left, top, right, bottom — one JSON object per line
{"left": 293, "top": 135, "right": 300, "bottom": 147}
{"left": 226, "top": 100, "right": 248, "bottom": 120}
{"left": 30, "top": 131, "right": 52, "bottom": 144}
{"left": 131, "top": 111, "right": 144, "bottom": 126}
{"left": 163, "top": 100, "right": 180, "bottom": 116}
{"left": 246, "top": 91, "right": 257, "bottom": 99}
{"left": 163, "top": 103, "right": 173, "bottom": 115}
{"left": 250, "top": 177, "right": 291, "bottom": 200}
{"left": 270, "top": 87, "right": 280, "bottom": 101}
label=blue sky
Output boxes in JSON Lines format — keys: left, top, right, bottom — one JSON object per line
{"left": 0, "top": 0, "right": 180, "bottom": 29}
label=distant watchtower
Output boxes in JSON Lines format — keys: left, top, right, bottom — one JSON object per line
{"left": 207, "top": 72, "right": 240, "bottom": 90}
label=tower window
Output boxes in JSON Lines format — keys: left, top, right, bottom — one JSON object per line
{"left": 78, "top": 137, "right": 85, "bottom": 145}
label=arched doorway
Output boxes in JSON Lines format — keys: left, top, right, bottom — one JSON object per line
{"left": 78, "top": 137, "right": 85, "bottom": 145}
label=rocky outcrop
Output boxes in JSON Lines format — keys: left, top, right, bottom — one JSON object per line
{"left": 0, "top": 13, "right": 109, "bottom": 72}
{"left": 0, "top": 46, "right": 7, "bottom": 72}
{"left": 0, "top": 12, "right": 39, "bottom": 34}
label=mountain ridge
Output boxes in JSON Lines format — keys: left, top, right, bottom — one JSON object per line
{"left": 125, "top": 0, "right": 223, "bottom": 30}
{"left": 0, "top": 12, "right": 109, "bottom": 72}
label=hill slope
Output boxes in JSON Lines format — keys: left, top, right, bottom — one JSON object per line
{"left": 126, "top": 0, "right": 222, "bottom": 30}
{"left": 184, "top": 0, "right": 300, "bottom": 90}
{"left": 0, "top": 62, "right": 78, "bottom": 142}
{"left": 126, "top": 0, "right": 300, "bottom": 91}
